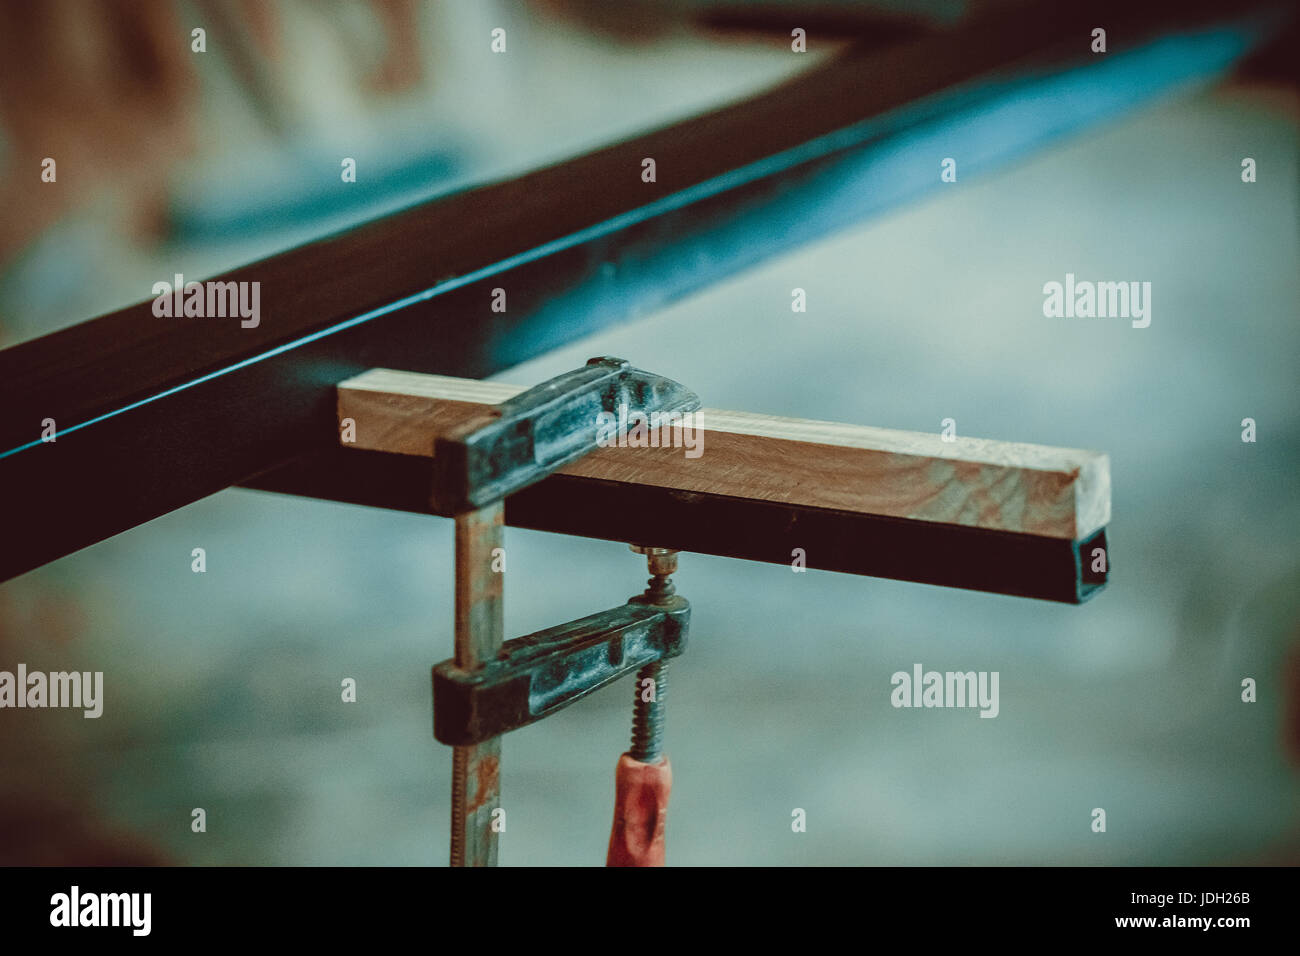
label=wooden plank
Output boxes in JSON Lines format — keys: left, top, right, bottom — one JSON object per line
{"left": 245, "top": 446, "right": 1109, "bottom": 603}
{"left": 338, "top": 369, "right": 1110, "bottom": 541}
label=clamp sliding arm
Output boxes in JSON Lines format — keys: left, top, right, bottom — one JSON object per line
{"left": 434, "top": 588, "right": 689, "bottom": 746}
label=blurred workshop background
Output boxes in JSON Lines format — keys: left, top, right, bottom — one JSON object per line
{"left": 0, "top": 0, "right": 1297, "bottom": 864}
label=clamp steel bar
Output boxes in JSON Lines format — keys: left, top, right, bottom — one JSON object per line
{"left": 449, "top": 502, "right": 505, "bottom": 867}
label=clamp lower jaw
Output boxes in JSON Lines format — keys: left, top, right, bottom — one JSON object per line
{"left": 433, "top": 573, "right": 689, "bottom": 748}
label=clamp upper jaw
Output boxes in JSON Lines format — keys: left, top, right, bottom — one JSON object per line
{"left": 431, "top": 356, "right": 700, "bottom": 514}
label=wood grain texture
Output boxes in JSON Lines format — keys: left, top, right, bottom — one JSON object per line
{"left": 339, "top": 369, "right": 1110, "bottom": 540}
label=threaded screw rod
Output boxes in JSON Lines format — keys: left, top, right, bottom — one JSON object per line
{"left": 630, "top": 660, "right": 667, "bottom": 763}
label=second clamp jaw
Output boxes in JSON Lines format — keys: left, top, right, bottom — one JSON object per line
{"left": 433, "top": 566, "right": 689, "bottom": 747}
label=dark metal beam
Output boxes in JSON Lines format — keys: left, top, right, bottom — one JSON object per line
{"left": 0, "top": 0, "right": 1279, "bottom": 582}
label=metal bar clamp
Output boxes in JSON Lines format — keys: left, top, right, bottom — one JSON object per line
{"left": 431, "top": 357, "right": 699, "bottom": 867}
